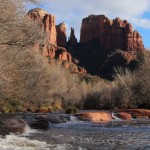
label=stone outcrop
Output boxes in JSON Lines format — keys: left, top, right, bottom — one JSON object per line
{"left": 67, "top": 15, "right": 145, "bottom": 80}
{"left": 28, "top": 8, "right": 86, "bottom": 76}
{"left": 80, "top": 15, "right": 144, "bottom": 53}
{"left": 56, "top": 22, "right": 67, "bottom": 46}
{"left": 41, "top": 44, "right": 72, "bottom": 62}
{"left": 68, "top": 27, "right": 78, "bottom": 46}
{"left": 28, "top": 8, "right": 57, "bottom": 45}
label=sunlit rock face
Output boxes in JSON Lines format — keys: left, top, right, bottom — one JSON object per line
{"left": 68, "top": 14, "right": 145, "bottom": 80}
{"left": 80, "top": 15, "right": 144, "bottom": 53}
{"left": 28, "top": 8, "right": 57, "bottom": 45}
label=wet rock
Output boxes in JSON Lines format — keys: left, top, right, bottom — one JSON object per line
{"left": 75, "top": 111, "right": 112, "bottom": 122}
{"left": 30, "top": 119, "right": 49, "bottom": 130}
{"left": 116, "top": 112, "right": 132, "bottom": 120}
{"left": 122, "top": 109, "right": 150, "bottom": 119}
{"left": 34, "top": 114, "right": 70, "bottom": 124}
{"left": 0, "top": 114, "right": 27, "bottom": 136}
{"left": 136, "top": 116, "right": 149, "bottom": 119}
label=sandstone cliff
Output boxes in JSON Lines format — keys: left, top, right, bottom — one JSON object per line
{"left": 69, "top": 15, "right": 145, "bottom": 80}
{"left": 56, "top": 22, "right": 67, "bottom": 46}
{"left": 28, "top": 8, "right": 57, "bottom": 45}
{"left": 80, "top": 15, "right": 144, "bottom": 53}
{"left": 28, "top": 8, "right": 86, "bottom": 77}
{"left": 68, "top": 27, "right": 78, "bottom": 46}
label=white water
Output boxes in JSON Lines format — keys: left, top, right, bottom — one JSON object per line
{"left": 0, "top": 134, "right": 77, "bottom": 150}
{"left": 0, "top": 134, "right": 50, "bottom": 150}
{"left": 0, "top": 126, "right": 76, "bottom": 150}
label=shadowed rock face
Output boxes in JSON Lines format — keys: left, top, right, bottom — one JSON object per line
{"left": 68, "top": 27, "right": 78, "bottom": 47}
{"left": 56, "top": 22, "right": 67, "bottom": 46}
{"left": 28, "top": 9, "right": 145, "bottom": 79}
{"left": 68, "top": 15, "right": 145, "bottom": 80}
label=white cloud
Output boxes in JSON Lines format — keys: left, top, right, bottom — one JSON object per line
{"left": 35, "top": 0, "right": 150, "bottom": 40}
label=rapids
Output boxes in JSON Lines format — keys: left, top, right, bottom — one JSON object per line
{"left": 0, "top": 113, "right": 150, "bottom": 150}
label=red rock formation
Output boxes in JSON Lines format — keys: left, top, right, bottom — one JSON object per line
{"left": 40, "top": 44, "right": 72, "bottom": 62}
{"left": 28, "top": 8, "right": 87, "bottom": 76}
{"left": 56, "top": 22, "right": 67, "bottom": 46}
{"left": 68, "top": 27, "right": 77, "bottom": 46}
{"left": 28, "top": 8, "right": 57, "bottom": 45}
{"left": 80, "top": 15, "right": 144, "bottom": 53}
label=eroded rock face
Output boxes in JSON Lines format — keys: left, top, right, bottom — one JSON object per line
{"left": 28, "top": 8, "right": 57, "bottom": 45}
{"left": 28, "top": 8, "right": 86, "bottom": 76}
{"left": 80, "top": 15, "right": 144, "bottom": 53}
{"left": 68, "top": 27, "right": 78, "bottom": 46}
{"left": 56, "top": 22, "right": 67, "bottom": 46}
{"left": 40, "top": 44, "right": 72, "bottom": 62}
{"left": 68, "top": 15, "right": 145, "bottom": 80}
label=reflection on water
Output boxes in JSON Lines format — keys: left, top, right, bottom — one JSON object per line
{"left": 1, "top": 119, "right": 150, "bottom": 150}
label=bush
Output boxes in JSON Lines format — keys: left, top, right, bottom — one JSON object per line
{"left": 65, "top": 107, "right": 78, "bottom": 114}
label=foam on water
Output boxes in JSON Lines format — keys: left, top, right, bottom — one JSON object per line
{"left": 0, "top": 134, "right": 75, "bottom": 150}
{"left": 0, "top": 134, "right": 50, "bottom": 150}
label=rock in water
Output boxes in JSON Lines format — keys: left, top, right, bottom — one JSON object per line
{"left": 0, "top": 114, "right": 27, "bottom": 136}
{"left": 30, "top": 119, "right": 49, "bottom": 130}
{"left": 116, "top": 112, "right": 132, "bottom": 120}
{"left": 75, "top": 111, "right": 112, "bottom": 122}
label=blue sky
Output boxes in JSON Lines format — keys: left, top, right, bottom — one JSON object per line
{"left": 27, "top": 0, "right": 150, "bottom": 48}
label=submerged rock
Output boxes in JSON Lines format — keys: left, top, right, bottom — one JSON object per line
{"left": 34, "top": 114, "right": 70, "bottom": 124}
{"left": 0, "top": 114, "right": 27, "bottom": 136}
{"left": 30, "top": 119, "right": 49, "bottom": 130}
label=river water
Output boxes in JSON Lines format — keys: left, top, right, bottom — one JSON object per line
{"left": 0, "top": 117, "right": 150, "bottom": 150}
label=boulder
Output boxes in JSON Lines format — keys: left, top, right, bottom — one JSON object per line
{"left": 121, "top": 109, "right": 150, "bottom": 119}
{"left": 34, "top": 114, "right": 70, "bottom": 124}
{"left": 75, "top": 111, "right": 112, "bottom": 122}
{"left": 30, "top": 119, "right": 49, "bottom": 130}
{"left": 116, "top": 112, "right": 132, "bottom": 120}
{"left": 0, "top": 114, "right": 27, "bottom": 135}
